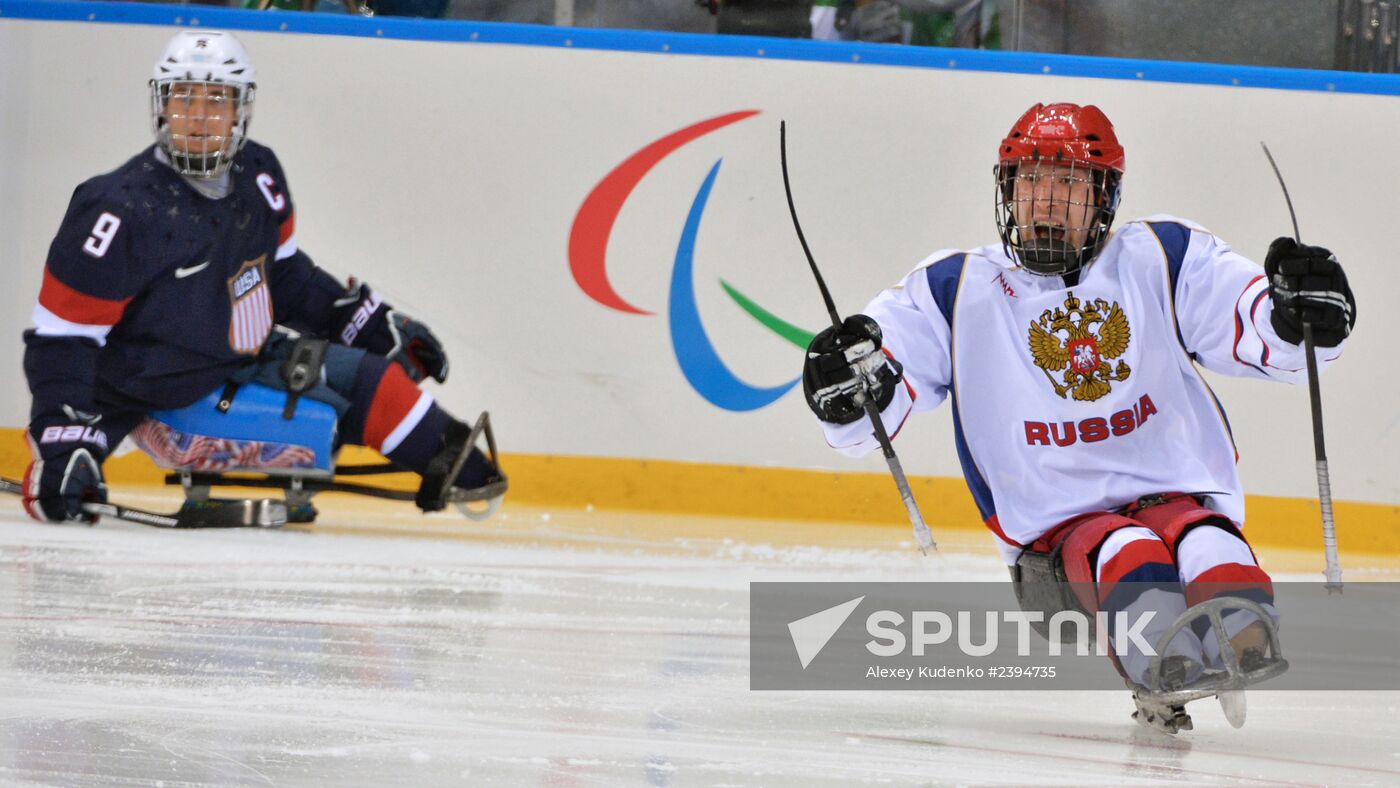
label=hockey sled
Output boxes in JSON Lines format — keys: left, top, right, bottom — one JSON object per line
{"left": 129, "top": 383, "right": 507, "bottom": 524}
{"left": 1131, "top": 596, "right": 1288, "bottom": 734}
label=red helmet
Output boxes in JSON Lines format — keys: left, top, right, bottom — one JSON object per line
{"left": 998, "top": 103, "right": 1125, "bottom": 173}
{"left": 994, "top": 103, "right": 1125, "bottom": 276}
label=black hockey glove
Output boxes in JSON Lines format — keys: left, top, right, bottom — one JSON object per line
{"left": 1264, "top": 237, "right": 1356, "bottom": 348}
{"left": 334, "top": 282, "right": 450, "bottom": 384}
{"left": 803, "top": 314, "right": 904, "bottom": 425}
{"left": 22, "top": 409, "right": 109, "bottom": 524}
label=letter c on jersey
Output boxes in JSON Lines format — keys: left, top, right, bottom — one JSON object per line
{"left": 256, "top": 173, "right": 286, "bottom": 211}
{"left": 569, "top": 111, "right": 814, "bottom": 412}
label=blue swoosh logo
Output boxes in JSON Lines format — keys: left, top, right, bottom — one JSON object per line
{"left": 669, "top": 159, "right": 800, "bottom": 411}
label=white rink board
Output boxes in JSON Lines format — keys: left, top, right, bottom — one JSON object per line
{"left": 1, "top": 15, "right": 1397, "bottom": 506}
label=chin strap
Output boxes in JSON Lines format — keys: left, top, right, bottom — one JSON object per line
{"left": 152, "top": 146, "right": 234, "bottom": 197}
{"left": 1015, "top": 237, "right": 1079, "bottom": 275}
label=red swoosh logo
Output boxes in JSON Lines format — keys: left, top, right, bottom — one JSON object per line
{"left": 568, "top": 110, "right": 760, "bottom": 315}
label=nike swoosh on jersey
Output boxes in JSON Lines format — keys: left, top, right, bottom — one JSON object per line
{"left": 174, "top": 261, "right": 212, "bottom": 279}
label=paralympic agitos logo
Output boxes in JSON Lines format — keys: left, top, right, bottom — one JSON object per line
{"left": 568, "top": 111, "right": 814, "bottom": 412}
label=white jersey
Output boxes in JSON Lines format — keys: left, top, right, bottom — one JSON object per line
{"left": 821, "top": 215, "right": 1345, "bottom": 564}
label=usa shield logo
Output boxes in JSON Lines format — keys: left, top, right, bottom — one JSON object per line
{"left": 227, "top": 255, "right": 272, "bottom": 355}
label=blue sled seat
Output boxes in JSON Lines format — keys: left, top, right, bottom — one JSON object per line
{"left": 128, "top": 383, "right": 337, "bottom": 476}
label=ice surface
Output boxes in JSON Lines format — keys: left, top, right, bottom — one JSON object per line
{"left": 1, "top": 494, "right": 1397, "bottom": 786}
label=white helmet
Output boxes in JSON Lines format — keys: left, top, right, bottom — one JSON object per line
{"left": 149, "top": 30, "right": 257, "bottom": 178}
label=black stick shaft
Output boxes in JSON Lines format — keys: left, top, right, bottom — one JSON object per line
{"left": 781, "top": 121, "right": 935, "bottom": 553}
{"left": 1259, "top": 142, "right": 1341, "bottom": 592}
{"left": 781, "top": 123, "right": 843, "bottom": 330}
{"left": 0, "top": 476, "right": 179, "bottom": 528}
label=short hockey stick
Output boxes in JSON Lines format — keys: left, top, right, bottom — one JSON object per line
{"left": 0, "top": 476, "right": 287, "bottom": 529}
{"left": 781, "top": 121, "right": 936, "bottom": 553}
{"left": 1259, "top": 142, "right": 1342, "bottom": 593}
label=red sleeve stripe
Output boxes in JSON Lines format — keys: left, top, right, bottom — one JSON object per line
{"left": 1233, "top": 278, "right": 1309, "bottom": 374}
{"left": 881, "top": 347, "right": 918, "bottom": 441}
{"left": 1230, "top": 275, "right": 1267, "bottom": 374}
{"left": 1248, "top": 289, "right": 1275, "bottom": 369}
{"left": 275, "top": 212, "right": 298, "bottom": 261}
{"left": 38, "top": 268, "right": 130, "bottom": 326}
{"left": 1246, "top": 287, "right": 1306, "bottom": 373}
{"left": 279, "top": 212, "right": 296, "bottom": 245}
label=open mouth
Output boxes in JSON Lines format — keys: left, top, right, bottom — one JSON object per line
{"left": 1032, "top": 225, "right": 1067, "bottom": 243}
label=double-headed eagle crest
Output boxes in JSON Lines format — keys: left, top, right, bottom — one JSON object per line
{"left": 1028, "top": 292, "right": 1131, "bottom": 401}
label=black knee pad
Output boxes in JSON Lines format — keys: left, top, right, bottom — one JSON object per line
{"left": 1012, "top": 546, "right": 1091, "bottom": 644}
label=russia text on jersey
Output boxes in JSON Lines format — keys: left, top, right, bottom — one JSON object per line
{"left": 1023, "top": 393, "right": 1158, "bottom": 447}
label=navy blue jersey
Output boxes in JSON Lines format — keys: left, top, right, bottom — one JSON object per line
{"left": 24, "top": 141, "right": 348, "bottom": 421}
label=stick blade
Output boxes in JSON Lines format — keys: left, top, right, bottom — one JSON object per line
{"left": 173, "top": 499, "right": 288, "bottom": 529}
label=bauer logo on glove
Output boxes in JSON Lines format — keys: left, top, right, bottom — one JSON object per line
{"left": 333, "top": 281, "right": 450, "bottom": 384}
{"left": 802, "top": 314, "right": 904, "bottom": 425}
{"left": 22, "top": 413, "right": 110, "bottom": 524}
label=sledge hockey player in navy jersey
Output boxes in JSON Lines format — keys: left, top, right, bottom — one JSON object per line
{"left": 803, "top": 103, "right": 1355, "bottom": 732}
{"left": 21, "top": 30, "right": 502, "bottom": 526}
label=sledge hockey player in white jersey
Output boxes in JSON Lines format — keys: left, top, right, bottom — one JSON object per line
{"left": 802, "top": 103, "right": 1355, "bottom": 732}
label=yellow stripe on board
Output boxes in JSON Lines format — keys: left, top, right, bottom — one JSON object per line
{"left": 0, "top": 428, "right": 1395, "bottom": 553}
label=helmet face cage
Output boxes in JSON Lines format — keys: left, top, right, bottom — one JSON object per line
{"left": 994, "top": 154, "right": 1121, "bottom": 277}
{"left": 151, "top": 79, "right": 255, "bottom": 178}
